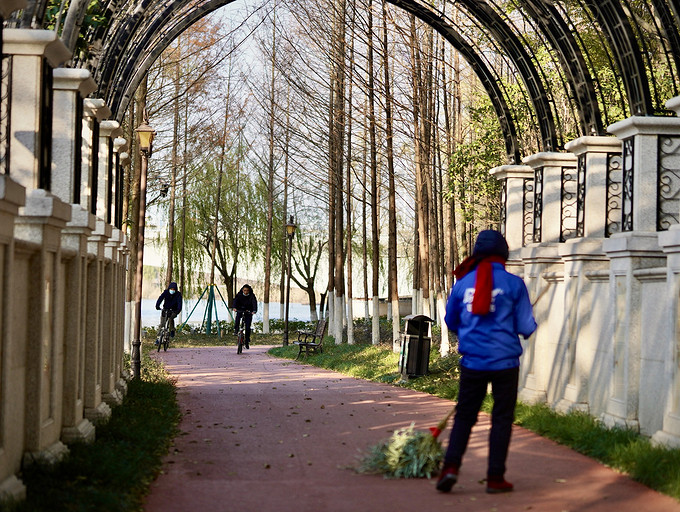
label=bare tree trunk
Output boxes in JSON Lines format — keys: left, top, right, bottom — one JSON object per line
{"left": 345, "top": 0, "right": 356, "bottom": 345}
{"left": 368, "top": 0, "right": 380, "bottom": 345}
{"left": 332, "top": 0, "right": 347, "bottom": 345}
{"left": 126, "top": 77, "right": 146, "bottom": 348}
{"left": 262, "top": 8, "right": 278, "bottom": 334}
{"left": 281, "top": 95, "right": 291, "bottom": 321}
{"left": 381, "top": 0, "right": 400, "bottom": 352}
{"left": 410, "top": 16, "right": 430, "bottom": 318}
{"left": 165, "top": 51, "right": 180, "bottom": 288}
{"left": 179, "top": 98, "right": 189, "bottom": 325}
{"left": 361, "top": 106, "right": 370, "bottom": 321}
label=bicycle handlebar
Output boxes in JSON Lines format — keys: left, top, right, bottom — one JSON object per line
{"left": 233, "top": 308, "right": 253, "bottom": 314}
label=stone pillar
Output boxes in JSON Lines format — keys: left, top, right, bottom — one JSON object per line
{"left": 3, "top": 29, "right": 71, "bottom": 190}
{"left": 651, "top": 96, "right": 680, "bottom": 447}
{"left": 564, "top": 136, "right": 622, "bottom": 238}
{"left": 96, "top": 121, "right": 122, "bottom": 224}
{"left": 60, "top": 206, "right": 96, "bottom": 444}
{"left": 654, "top": 225, "right": 680, "bottom": 446}
{"left": 81, "top": 99, "right": 111, "bottom": 216}
{"left": 84, "top": 219, "right": 113, "bottom": 425}
{"left": 523, "top": 152, "right": 578, "bottom": 244}
{"left": 52, "top": 68, "right": 96, "bottom": 205}
{"left": 607, "top": 113, "right": 680, "bottom": 233}
{"left": 0, "top": 176, "right": 26, "bottom": 502}
{"left": 102, "top": 228, "right": 124, "bottom": 407}
{"left": 602, "top": 233, "right": 665, "bottom": 431}
{"left": 556, "top": 239, "right": 610, "bottom": 414}
{"left": 517, "top": 244, "right": 562, "bottom": 405}
{"left": 489, "top": 165, "right": 534, "bottom": 252}
{"left": 53, "top": 69, "right": 99, "bottom": 444}
{"left": 113, "top": 138, "right": 128, "bottom": 230}
{"left": 14, "top": 190, "right": 72, "bottom": 466}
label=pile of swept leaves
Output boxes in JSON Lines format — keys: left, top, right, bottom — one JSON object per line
{"left": 357, "top": 424, "right": 443, "bottom": 479}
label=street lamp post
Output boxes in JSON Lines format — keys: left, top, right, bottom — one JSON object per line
{"left": 131, "top": 116, "right": 155, "bottom": 380}
{"left": 283, "top": 216, "right": 297, "bottom": 346}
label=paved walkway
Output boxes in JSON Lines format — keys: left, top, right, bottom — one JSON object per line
{"left": 144, "top": 346, "right": 680, "bottom": 512}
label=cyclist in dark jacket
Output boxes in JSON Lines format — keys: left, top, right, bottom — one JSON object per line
{"left": 232, "top": 284, "right": 257, "bottom": 349}
{"left": 156, "top": 282, "right": 183, "bottom": 342}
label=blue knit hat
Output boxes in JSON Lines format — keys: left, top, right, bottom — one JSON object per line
{"left": 472, "top": 230, "right": 509, "bottom": 260}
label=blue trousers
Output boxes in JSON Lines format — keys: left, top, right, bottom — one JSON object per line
{"left": 444, "top": 366, "right": 519, "bottom": 476}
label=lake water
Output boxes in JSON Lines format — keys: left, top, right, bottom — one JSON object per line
{"left": 142, "top": 298, "right": 313, "bottom": 327}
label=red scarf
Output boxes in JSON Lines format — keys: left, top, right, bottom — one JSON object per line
{"left": 453, "top": 255, "right": 506, "bottom": 315}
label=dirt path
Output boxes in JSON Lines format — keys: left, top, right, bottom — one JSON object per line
{"left": 144, "top": 346, "right": 680, "bottom": 512}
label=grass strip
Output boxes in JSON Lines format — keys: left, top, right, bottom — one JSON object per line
{"left": 270, "top": 340, "right": 680, "bottom": 501}
{"left": 8, "top": 353, "right": 180, "bottom": 512}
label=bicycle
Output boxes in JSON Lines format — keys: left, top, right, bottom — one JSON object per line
{"left": 233, "top": 308, "right": 252, "bottom": 354}
{"left": 156, "top": 308, "right": 175, "bottom": 352}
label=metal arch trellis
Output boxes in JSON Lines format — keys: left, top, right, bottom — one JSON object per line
{"left": 520, "top": 0, "right": 605, "bottom": 137}
{"left": 454, "top": 0, "right": 560, "bottom": 152}
{"left": 485, "top": 0, "right": 584, "bottom": 144}
{"left": 561, "top": 0, "right": 630, "bottom": 125}
{"left": 620, "top": 0, "right": 680, "bottom": 112}
{"left": 584, "top": 0, "right": 655, "bottom": 116}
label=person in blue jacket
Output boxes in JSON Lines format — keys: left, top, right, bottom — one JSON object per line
{"left": 436, "top": 230, "right": 537, "bottom": 495}
{"left": 155, "top": 282, "right": 183, "bottom": 343}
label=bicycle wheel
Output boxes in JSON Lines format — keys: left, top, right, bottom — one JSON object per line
{"left": 157, "top": 329, "right": 164, "bottom": 352}
{"left": 163, "top": 332, "right": 169, "bottom": 352}
{"left": 237, "top": 331, "right": 244, "bottom": 354}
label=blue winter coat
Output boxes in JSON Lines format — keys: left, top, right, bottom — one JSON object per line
{"left": 445, "top": 263, "right": 537, "bottom": 371}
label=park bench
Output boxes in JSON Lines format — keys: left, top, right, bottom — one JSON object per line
{"left": 294, "top": 318, "right": 327, "bottom": 359}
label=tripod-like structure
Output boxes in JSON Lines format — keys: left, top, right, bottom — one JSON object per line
{"left": 179, "top": 283, "right": 232, "bottom": 336}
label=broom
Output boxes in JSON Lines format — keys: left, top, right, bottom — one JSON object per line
{"left": 357, "top": 405, "right": 456, "bottom": 479}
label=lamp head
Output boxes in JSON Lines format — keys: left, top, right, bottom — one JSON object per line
{"left": 286, "top": 216, "right": 297, "bottom": 238}
{"left": 136, "top": 121, "right": 155, "bottom": 154}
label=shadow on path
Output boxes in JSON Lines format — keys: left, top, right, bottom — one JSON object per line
{"left": 144, "top": 346, "right": 680, "bottom": 512}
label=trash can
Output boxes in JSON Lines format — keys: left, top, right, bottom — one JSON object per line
{"left": 399, "top": 315, "right": 434, "bottom": 378}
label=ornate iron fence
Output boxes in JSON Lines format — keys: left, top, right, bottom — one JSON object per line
{"left": 523, "top": 177, "right": 534, "bottom": 246}
{"left": 532, "top": 168, "right": 543, "bottom": 243}
{"left": 606, "top": 152, "right": 623, "bottom": 237}
{"left": 560, "top": 165, "right": 579, "bottom": 242}
{"left": 657, "top": 135, "right": 680, "bottom": 231}
{"left": 622, "top": 137, "right": 634, "bottom": 231}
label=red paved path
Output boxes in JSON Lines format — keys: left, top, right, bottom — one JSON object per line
{"left": 144, "top": 346, "right": 680, "bottom": 512}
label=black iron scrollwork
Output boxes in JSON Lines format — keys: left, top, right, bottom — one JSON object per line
{"left": 606, "top": 153, "right": 623, "bottom": 237}
{"left": 576, "top": 155, "right": 586, "bottom": 238}
{"left": 533, "top": 169, "right": 543, "bottom": 243}
{"left": 523, "top": 178, "right": 534, "bottom": 246}
{"left": 0, "top": 55, "right": 11, "bottom": 176}
{"left": 622, "top": 137, "right": 634, "bottom": 231}
{"left": 658, "top": 136, "right": 680, "bottom": 231}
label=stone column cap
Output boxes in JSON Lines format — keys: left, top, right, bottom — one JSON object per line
{"left": 666, "top": 96, "right": 680, "bottom": 116}
{"left": 3, "top": 29, "right": 71, "bottom": 67}
{"left": 603, "top": 231, "right": 663, "bottom": 257}
{"left": 607, "top": 115, "right": 680, "bottom": 138}
{"left": 565, "top": 136, "right": 622, "bottom": 155}
{"left": 100, "top": 120, "right": 123, "bottom": 139}
{"left": 19, "top": 189, "right": 72, "bottom": 223}
{"left": 114, "top": 137, "right": 128, "bottom": 153}
{"left": 522, "top": 151, "right": 577, "bottom": 168}
{"left": 489, "top": 164, "right": 533, "bottom": 180}
{"left": 1, "top": 0, "right": 26, "bottom": 18}
{"left": 84, "top": 99, "right": 112, "bottom": 121}
{"left": 53, "top": 68, "right": 97, "bottom": 96}
{"left": 0, "top": 175, "right": 26, "bottom": 213}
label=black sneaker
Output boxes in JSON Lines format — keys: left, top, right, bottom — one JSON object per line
{"left": 245, "top": 341, "right": 250, "bottom": 349}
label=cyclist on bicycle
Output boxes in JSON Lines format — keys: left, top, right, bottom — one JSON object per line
{"left": 232, "top": 284, "right": 257, "bottom": 349}
{"left": 155, "top": 281, "right": 183, "bottom": 344}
